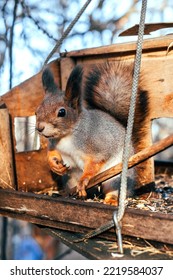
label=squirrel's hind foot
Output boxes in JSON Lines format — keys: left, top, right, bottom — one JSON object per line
{"left": 76, "top": 177, "right": 90, "bottom": 199}
{"left": 103, "top": 192, "right": 119, "bottom": 206}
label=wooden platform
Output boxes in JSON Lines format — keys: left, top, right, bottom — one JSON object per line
{"left": 0, "top": 184, "right": 173, "bottom": 244}
{"left": 0, "top": 186, "right": 173, "bottom": 259}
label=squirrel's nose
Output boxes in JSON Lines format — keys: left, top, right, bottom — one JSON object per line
{"left": 37, "top": 123, "right": 45, "bottom": 133}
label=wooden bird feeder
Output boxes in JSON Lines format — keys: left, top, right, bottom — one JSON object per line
{"left": 0, "top": 34, "right": 173, "bottom": 259}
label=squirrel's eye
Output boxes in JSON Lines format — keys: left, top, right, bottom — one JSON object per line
{"left": 57, "top": 108, "right": 66, "bottom": 117}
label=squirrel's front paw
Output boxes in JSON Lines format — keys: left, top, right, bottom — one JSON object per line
{"left": 76, "top": 178, "right": 90, "bottom": 199}
{"left": 47, "top": 150, "right": 69, "bottom": 175}
{"left": 48, "top": 157, "right": 69, "bottom": 175}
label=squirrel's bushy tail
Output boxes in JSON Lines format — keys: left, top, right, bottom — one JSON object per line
{"left": 84, "top": 61, "right": 147, "bottom": 126}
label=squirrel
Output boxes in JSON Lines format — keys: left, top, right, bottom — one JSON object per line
{"left": 35, "top": 61, "right": 149, "bottom": 205}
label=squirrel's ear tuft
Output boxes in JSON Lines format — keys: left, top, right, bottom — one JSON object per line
{"left": 65, "top": 65, "right": 83, "bottom": 112}
{"left": 42, "top": 68, "right": 58, "bottom": 94}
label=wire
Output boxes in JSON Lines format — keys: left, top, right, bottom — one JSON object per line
{"left": 42, "top": 0, "right": 93, "bottom": 68}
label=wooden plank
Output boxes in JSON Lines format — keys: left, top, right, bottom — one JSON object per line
{"left": 15, "top": 146, "right": 60, "bottom": 192}
{"left": 60, "top": 57, "right": 75, "bottom": 91}
{"left": 0, "top": 104, "right": 15, "bottom": 190}
{"left": 42, "top": 227, "right": 173, "bottom": 260}
{"left": 15, "top": 150, "right": 59, "bottom": 192}
{"left": 141, "top": 58, "right": 173, "bottom": 120}
{"left": 155, "top": 160, "right": 173, "bottom": 175}
{"left": 119, "top": 22, "right": 173, "bottom": 36}
{"left": 1, "top": 60, "right": 61, "bottom": 118}
{"left": 0, "top": 188, "right": 173, "bottom": 245}
{"left": 61, "top": 35, "right": 173, "bottom": 58}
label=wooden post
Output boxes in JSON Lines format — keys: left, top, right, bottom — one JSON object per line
{"left": 0, "top": 103, "right": 15, "bottom": 189}
{"left": 60, "top": 57, "right": 76, "bottom": 90}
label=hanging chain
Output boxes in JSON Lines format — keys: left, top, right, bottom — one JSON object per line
{"left": 42, "top": 0, "right": 93, "bottom": 68}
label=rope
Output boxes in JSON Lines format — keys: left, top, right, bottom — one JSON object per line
{"left": 42, "top": 0, "right": 93, "bottom": 68}
{"left": 117, "top": 0, "right": 148, "bottom": 222}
